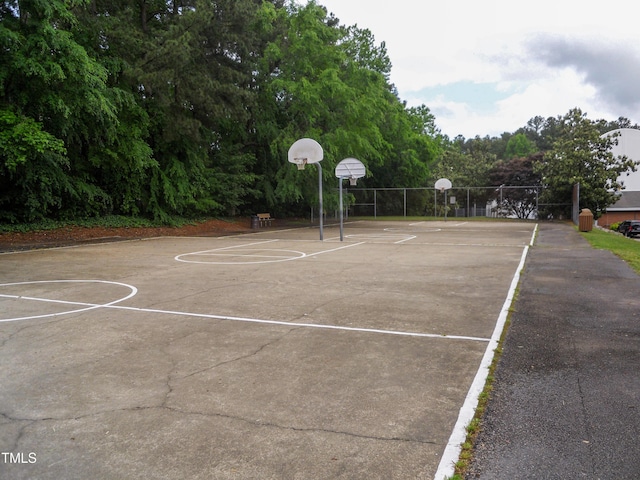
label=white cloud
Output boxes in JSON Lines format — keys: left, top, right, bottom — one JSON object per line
{"left": 492, "top": 71, "right": 599, "bottom": 129}
{"left": 407, "top": 70, "right": 602, "bottom": 138}
{"left": 308, "top": 0, "right": 640, "bottom": 138}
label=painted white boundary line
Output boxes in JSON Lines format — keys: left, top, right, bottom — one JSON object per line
{"left": 0, "top": 289, "right": 491, "bottom": 342}
{"left": 175, "top": 240, "right": 365, "bottom": 265}
{"left": 0, "top": 280, "right": 137, "bottom": 323}
{"left": 433, "top": 223, "right": 538, "bottom": 480}
{"left": 112, "top": 305, "right": 493, "bottom": 341}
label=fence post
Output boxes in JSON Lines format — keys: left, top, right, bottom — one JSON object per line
{"left": 374, "top": 189, "right": 377, "bottom": 218}
{"left": 404, "top": 188, "right": 407, "bottom": 217}
{"left": 434, "top": 189, "right": 436, "bottom": 217}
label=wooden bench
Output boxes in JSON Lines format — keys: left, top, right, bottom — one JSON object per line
{"left": 256, "top": 213, "right": 273, "bottom": 227}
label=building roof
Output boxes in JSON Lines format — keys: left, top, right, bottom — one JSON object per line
{"left": 607, "top": 190, "right": 640, "bottom": 211}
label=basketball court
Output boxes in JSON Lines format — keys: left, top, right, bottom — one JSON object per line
{"left": 0, "top": 220, "right": 535, "bottom": 479}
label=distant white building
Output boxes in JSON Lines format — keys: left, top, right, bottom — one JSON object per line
{"left": 599, "top": 128, "right": 640, "bottom": 226}
{"left": 608, "top": 128, "right": 640, "bottom": 191}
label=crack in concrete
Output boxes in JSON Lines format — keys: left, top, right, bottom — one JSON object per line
{"left": 0, "top": 413, "right": 35, "bottom": 452}
{"left": 0, "top": 317, "right": 68, "bottom": 347}
{"left": 293, "top": 290, "right": 366, "bottom": 322}
{"left": 571, "top": 336, "right": 598, "bottom": 479}
{"left": 173, "top": 326, "right": 300, "bottom": 382}
{"left": 2, "top": 405, "right": 436, "bottom": 447}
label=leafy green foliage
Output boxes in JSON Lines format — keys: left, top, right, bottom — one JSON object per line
{"left": 0, "top": 108, "right": 71, "bottom": 222}
{"left": 0, "top": 109, "right": 66, "bottom": 172}
{"left": 3, "top": 2, "right": 636, "bottom": 227}
{"left": 504, "top": 133, "right": 536, "bottom": 159}
{"left": 250, "top": 2, "right": 440, "bottom": 215}
{"left": 535, "top": 108, "right": 639, "bottom": 219}
{"left": 489, "top": 153, "right": 542, "bottom": 218}
{"left": 1, "top": 0, "right": 157, "bottom": 221}
{"left": 430, "top": 136, "right": 495, "bottom": 207}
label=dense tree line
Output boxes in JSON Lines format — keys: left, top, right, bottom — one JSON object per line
{"left": 432, "top": 111, "right": 639, "bottom": 219}
{"left": 1, "top": 1, "right": 638, "bottom": 223}
{"left": 0, "top": 0, "right": 441, "bottom": 222}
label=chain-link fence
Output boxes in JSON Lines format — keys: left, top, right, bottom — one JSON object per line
{"left": 341, "top": 186, "right": 569, "bottom": 220}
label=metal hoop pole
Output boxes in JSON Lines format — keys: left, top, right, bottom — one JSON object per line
{"left": 339, "top": 177, "right": 344, "bottom": 241}
{"left": 317, "top": 162, "right": 323, "bottom": 241}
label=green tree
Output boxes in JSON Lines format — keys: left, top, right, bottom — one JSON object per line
{"left": 535, "top": 108, "right": 638, "bottom": 219}
{"left": 504, "top": 132, "right": 536, "bottom": 159}
{"left": 371, "top": 103, "right": 441, "bottom": 188}
{"left": 489, "top": 153, "right": 542, "bottom": 218}
{"left": 252, "top": 3, "right": 440, "bottom": 215}
{"left": 1, "top": 0, "right": 442, "bottom": 223}
{"left": 433, "top": 136, "right": 496, "bottom": 188}
{"left": 82, "top": 0, "right": 269, "bottom": 219}
{"left": 0, "top": 0, "right": 152, "bottom": 221}
{"left": 0, "top": 110, "right": 68, "bottom": 222}
{"left": 598, "top": 116, "right": 640, "bottom": 134}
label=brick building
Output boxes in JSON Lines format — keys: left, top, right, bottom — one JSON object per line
{"left": 598, "top": 191, "right": 640, "bottom": 228}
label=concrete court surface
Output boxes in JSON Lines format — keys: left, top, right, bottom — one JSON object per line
{"left": 0, "top": 220, "right": 535, "bottom": 479}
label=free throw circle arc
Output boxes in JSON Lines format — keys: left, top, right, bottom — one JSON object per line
{"left": 335, "top": 158, "right": 366, "bottom": 179}
{"left": 288, "top": 138, "right": 323, "bottom": 166}
{"left": 0, "top": 280, "right": 137, "bottom": 323}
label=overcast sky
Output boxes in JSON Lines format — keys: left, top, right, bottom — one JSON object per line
{"left": 311, "top": 0, "right": 640, "bottom": 139}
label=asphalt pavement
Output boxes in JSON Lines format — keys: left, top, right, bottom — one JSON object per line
{"left": 466, "top": 222, "right": 640, "bottom": 479}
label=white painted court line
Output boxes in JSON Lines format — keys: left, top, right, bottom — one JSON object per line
{"left": 0, "top": 280, "right": 137, "bottom": 323}
{"left": 176, "top": 239, "right": 279, "bottom": 258}
{"left": 0, "top": 288, "right": 490, "bottom": 342}
{"left": 204, "top": 252, "right": 302, "bottom": 259}
{"left": 175, "top": 240, "right": 365, "bottom": 265}
{"left": 108, "top": 305, "right": 493, "bottom": 342}
{"left": 408, "top": 221, "right": 467, "bottom": 227}
{"left": 433, "top": 223, "right": 538, "bottom": 480}
{"left": 413, "top": 242, "right": 530, "bottom": 248}
{"left": 394, "top": 236, "right": 417, "bottom": 244}
{"left": 344, "top": 233, "right": 417, "bottom": 244}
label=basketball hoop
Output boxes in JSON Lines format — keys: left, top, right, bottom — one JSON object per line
{"left": 287, "top": 138, "right": 324, "bottom": 240}
{"left": 288, "top": 138, "right": 323, "bottom": 170}
{"left": 435, "top": 178, "right": 452, "bottom": 192}
{"left": 334, "top": 158, "right": 366, "bottom": 242}
{"left": 294, "top": 158, "right": 307, "bottom": 170}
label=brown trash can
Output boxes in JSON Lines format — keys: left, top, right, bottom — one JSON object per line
{"left": 578, "top": 208, "right": 593, "bottom": 232}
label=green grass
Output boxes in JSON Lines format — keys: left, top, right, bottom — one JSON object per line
{"left": 580, "top": 227, "right": 640, "bottom": 275}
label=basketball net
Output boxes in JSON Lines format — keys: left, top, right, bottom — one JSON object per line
{"left": 295, "top": 158, "right": 307, "bottom": 170}
{"left": 349, "top": 177, "right": 357, "bottom": 186}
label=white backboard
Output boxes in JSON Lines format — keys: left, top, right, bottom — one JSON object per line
{"left": 288, "top": 138, "right": 323, "bottom": 166}
{"left": 434, "top": 178, "right": 452, "bottom": 191}
{"left": 335, "top": 158, "right": 366, "bottom": 179}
